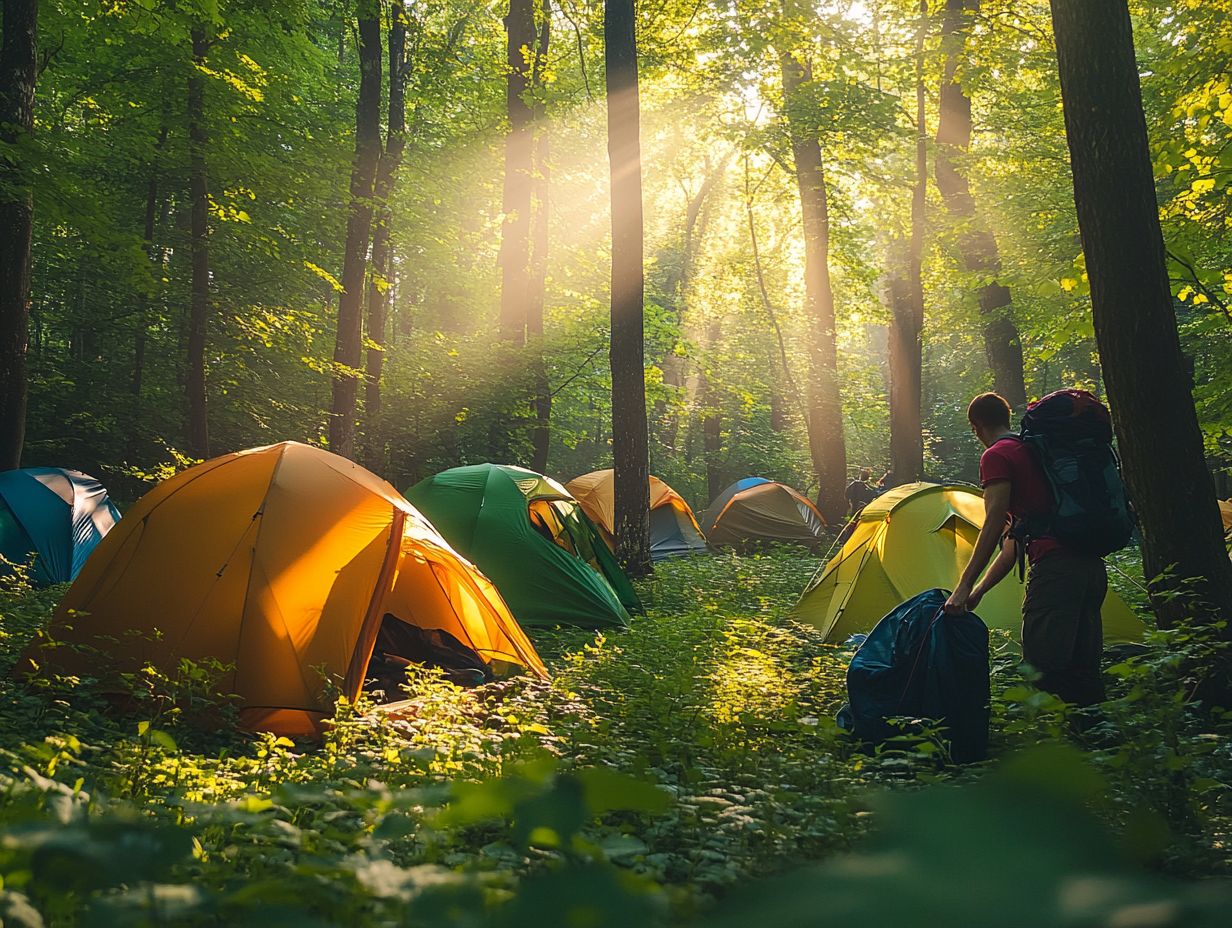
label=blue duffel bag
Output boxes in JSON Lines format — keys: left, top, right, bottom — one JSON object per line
{"left": 837, "top": 588, "right": 990, "bottom": 764}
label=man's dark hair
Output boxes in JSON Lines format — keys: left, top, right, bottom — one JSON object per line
{"left": 967, "top": 392, "right": 1012, "bottom": 430}
{"left": 859, "top": 467, "right": 871, "bottom": 481}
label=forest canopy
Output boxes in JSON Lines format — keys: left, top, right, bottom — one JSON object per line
{"left": 5, "top": 0, "right": 1227, "bottom": 509}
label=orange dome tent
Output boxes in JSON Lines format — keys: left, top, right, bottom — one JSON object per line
{"left": 565, "top": 469, "right": 707, "bottom": 560}
{"left": 31, "top": 442, "right": 546, "bottom": 735}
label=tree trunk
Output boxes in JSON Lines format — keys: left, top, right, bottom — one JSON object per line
{"left": 0, "top": 0, "right": 38, "bottom": 471}
{"left": 330, "top": 5, "right": 383, "bottom": 460}
{"left": 363, "top": 4, "right": 409, "bottom": 470}
{"left": 889, "top": 0, "right": 928, "bottom": 484}
{"left": 701, "top": 321, "right": 723, "bottom": 503}
{"left": 935, "top": 0, "right": 1026, "bottom": 408}
{"left": 605, "top": 0, "right": 651, "bottom": 575}
{"left": 780, "top": 52, "right": 848, "bottom": 523}
{"left": 499, "top": 0, "right": 536, "bottom": 345}
{"left": 529, "top": 1, "right": 552, "bottom": 473}
{"left": 134, "top": 125, "right": 169, "bottom": 409}
{"left": 186, "top": 26, "right": 211, "bottom": 459}
{"left": 659, "top": 159, "right": 723, "bottom": 451}
{"left": 1049, "top": 0, "right": 1232, "bottom": 642}
{"left": 746, "top": 152, "right": 803, "bottom": 419}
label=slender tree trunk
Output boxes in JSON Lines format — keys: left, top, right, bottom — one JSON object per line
{"left": 701, "top": 321, "right": 723, "bottom": 503}
{"left": 529, "top": 1, "right": 552, "bottom": 473}
{"left": 889, "top": 0, "right": 928, "bottom": 483}
{"left": 0, "top": 0, "right": 38, "bottom": 470}
{"left": 499, "top": 0, "right": 536, "bottom": 345}
{"left": 1049, "top": 0, "right": 1232, "bottom": 645}
{"left": 330, "top": 5, "right": 383, "bottom": 460}
{"left": 780, "top": 52, "right": 848, "bottom": 523}
{"left": 746, "top": 152, "right": 803, "bottom": 417}
{"left": 605, "top": 0, "right": 651, "bottom": 574}
{"left": 186, "top": 26, "right": 211, "bottom": 459}
{"left": 363, "top": 4, "right": 409, "bottom": 470}
{"left": 935, "top": 0, "right": 1026, "bottom": 408}
{"left": 134, "top": 125, "right": 169, "bottom": 408}
{"left": 659, "top": 160, "right": 722, "bottom": 451}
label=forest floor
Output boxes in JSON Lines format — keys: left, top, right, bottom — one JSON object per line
{"left": 0, "top": 550, "right": 1230, "bottom": 926}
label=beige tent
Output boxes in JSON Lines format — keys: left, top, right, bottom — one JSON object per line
{"left": 566, "top": 469, "right": 708, "bottom": 560}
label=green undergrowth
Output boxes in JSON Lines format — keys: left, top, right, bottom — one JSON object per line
{"left": 0, "top": 550, "right": 1230, "bottom": 926}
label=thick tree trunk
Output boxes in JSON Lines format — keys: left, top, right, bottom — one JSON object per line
{"left": 605, "top": 0, "right": 651, "bottom": 575}
{"left": 330, "top": 6, "right": 383, "bottom": 460}
{"left": 780, "top": 52, "right": 848, "bottom": 523}
{"left": 0, "top": 0, "right": 38, "bottom": 470}
{"left": 186, "top": 26, "right": 211, "bottom": 459}
{"left": 1049, "top": 0, "right": 1232, "bottom": 643}
{"left": 529, "top": 2, "right": 552, "bottom": 473}
{"left": 935, "top": 0, "right": 1026, "bottom": 408}
{"left": 889, "top": 0, "right": 928, "bottom": 484}
{"left": 363, "top": 4, "right": 409, "bottom": 470}
{"left": 499, "top": 0, "right": 536, "bottom": 345}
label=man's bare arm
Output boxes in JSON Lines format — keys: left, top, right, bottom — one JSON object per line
{"left": 945, "top": 479, "right": 1011, "bottom": 614}
{"left": 971, "top": 535, "right": 1017, "bottom": 608}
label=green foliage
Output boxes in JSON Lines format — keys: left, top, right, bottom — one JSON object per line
{"left": 2, "top": 553, "right": 1230, "bottom": 925}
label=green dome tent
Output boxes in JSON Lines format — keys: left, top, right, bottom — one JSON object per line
{"left": 406, "top": 464, "right": 640, "bottom": 628}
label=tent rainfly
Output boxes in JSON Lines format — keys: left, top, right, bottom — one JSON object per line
{"left": 29, "top": 442, "right": 545, "bottom": 736}
{"left": 406, "top": 463, "right": 641, "bottom": 629}
{"left": 0, "top": 467, "right": 119, "bottom": 586}
{"left": 792, "top": 482, "right": 1144, "bottom": 644}
{"left": 565, "top": 469, "right": 708, "bottom": 560}
{"left": 702, "top": 477, "right": 826, "bottom": 549}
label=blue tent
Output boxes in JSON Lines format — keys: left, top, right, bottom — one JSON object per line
{"left": 0, "top": 468, "right": 120, "bottom": 586}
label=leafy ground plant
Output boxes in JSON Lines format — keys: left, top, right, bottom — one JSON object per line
{"left": 0, "top": 549, "right": 1229, "bottom": 925}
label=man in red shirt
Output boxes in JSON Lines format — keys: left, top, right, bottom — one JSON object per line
{"left": 944, "top": 392, "right": 1107, "bottom": 706}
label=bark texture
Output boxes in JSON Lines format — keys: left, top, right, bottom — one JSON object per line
{"left": 499, "top": 0, "right": 536, "bottom": 345}
{"left": 364, "top": 4, "right": 410, "bottom": 469}
{"left": 605, "top": 0, "right": 651, "bottom": 575}
{"left": 780, "top": 52, "right": 848, "bottom": 523}
{"left": 186, "top": 25, "right": 211, "bottom": 459}
{"left": 330, "top": 6, "right": 383, "bottom": 460}
{"left": 0, "top": 0, "right": 37, "bottom": 470}
{"left": 935, "top": 0, "right": 1026, "bottom": 408}
{"left": 1049, "top": 0, "right": 1232, "bottom": 639}
{"left": 528, "top": 1, "right": 552, "bottom": 473}
{"left": 889, "top": 0, "right": 928, "bottom": 483}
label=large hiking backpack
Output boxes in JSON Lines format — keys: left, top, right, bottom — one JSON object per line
{"left": 837, "top": 589, "right": 990, "bottom": 764}
{"left": 1017, "top": 389, "right": 1134, "bottom": 557}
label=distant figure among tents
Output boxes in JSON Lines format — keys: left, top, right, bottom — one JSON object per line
{"left": 792, "top": 482, "right": 1144, "bottom": 644}
{"left": 702, "top": 477, "right": 826, "bottom": 551}
{"left": 844, "top": 468, "right": 878, "bottom": 517}
{"left": 26, "top": 442, "right": 545, "bottom": 736}
{"left": 0, "top": 467, "right": 119, "bottom": 586}
{"left": 406, "top": 463, "right": 640, "bottom": 629}
{"left": 566, "top": 469, "right": 708, "bottom": 560}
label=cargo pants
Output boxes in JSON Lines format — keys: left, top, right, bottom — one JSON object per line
{"left": 1022, "top": 551, "right": 1108, "bottom": 706}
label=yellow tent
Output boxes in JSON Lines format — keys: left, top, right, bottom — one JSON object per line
{"left": 565, "top": 469, "right": 708, "bottom": 560}
{"left": 792, "top": 482, "right": 1144, "bottom": 645}
{"left": 34, "top": 442, "right": 546, "bottom": 736}
{"left": 1219, "top": 499, "right": 1232, "bottom": 534}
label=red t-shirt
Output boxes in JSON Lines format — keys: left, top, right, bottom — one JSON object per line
{"left": 979, "top": 436, "right": 1062, "bottom": 563}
